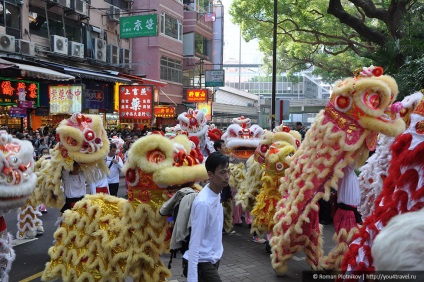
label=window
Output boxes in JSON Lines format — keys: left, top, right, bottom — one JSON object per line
{"left": 160, "top": 13, "right": 182, "bottom": 41}
{"left": 0, "top": 2, "right": 20, "bottom": 38}
{"left": 29, "top": 6, "right": 82, "bottom": 42}
{"left": 104, "top": 0, "right": 130, "bottom": 10}
{"left": 160, "top": 56, "right": 183, "bottom": 84}
{"left": 194, "top": 33, "right": 211, "bottom": 59}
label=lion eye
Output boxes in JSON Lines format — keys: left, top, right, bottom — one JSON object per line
{"left": 363, "top": 91, "right": 381, "bottom": 110}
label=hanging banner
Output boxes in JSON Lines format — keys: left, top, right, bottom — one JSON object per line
{"left": 0, "top": 77, "right": 39, "bottom": 106}
{"left": 197, "top": 101, "right": 212, "bottom": 121}
{"left": 49, "top": 85, "right": 83, "bottom": 114}
{"left": 186, "top": 88, "right": 207, "bottom": 103}
{"left": 119, "top": 85, "right": 153, "bottom": 120}
{"left": 154, "top": 106, "right": 175, "bottom": 118}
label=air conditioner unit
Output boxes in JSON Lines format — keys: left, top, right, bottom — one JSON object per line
{"left": 108, "top": 6, "right": 121, "bottom": 22}
{"left": 51, "top": 35, "right": 68, "bottom": 55}
{"left": 93, "top": 38, "right": 106, "bottom": 62}
{"left": 71, "top": 0, "right": 87, "bottom": 16}
{"left": 16, "top": 39, "right": 35, "bottom": 56}
{"left": 0, "top": 33, "right": 15, "bottom": 53}
{"left": 106, "top": 44, "right": 119, "bottom": 65}
{"left": 68, "top": 41, "right": 84, "bottom": 58}
{"left": 57, "top": 0, "right": 71, "bottom": 8}
{"left": 119, "top": 48, "right": 130, "bottom": 66}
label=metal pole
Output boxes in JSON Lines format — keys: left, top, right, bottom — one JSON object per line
{"left": 271, "top": 0, "right": 277, "bottom": 130}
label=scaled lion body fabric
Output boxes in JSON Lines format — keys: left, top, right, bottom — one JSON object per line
{"left": 270, "top": 66, "right": 405, "bottom": 275}
{"left": 42, "top": 134, "right": 208, "bottom": 281}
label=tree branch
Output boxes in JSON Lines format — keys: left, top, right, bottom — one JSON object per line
{"left": 328, "top": 0, "right": 387, "bottom": 46}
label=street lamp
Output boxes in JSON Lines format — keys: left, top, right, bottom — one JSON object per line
{"left": 271, "top": 0, "right": 277, "bottom": 130}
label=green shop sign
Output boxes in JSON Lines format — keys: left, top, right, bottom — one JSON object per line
{"left": 120, "top": 14, "right": 158, "bottom": 38}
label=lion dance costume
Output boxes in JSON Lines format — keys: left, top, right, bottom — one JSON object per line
{"left": 270, "top": 66, "right": 405, "bottom": 274}
{"left": 359, "top": 91, "right": 423, "bottom": 218}
{"left": 221, "top": 117, "right": 264, "bottom": 232}
{"left": 0, "top": 131, "right": 36, "bottom": 281}
{"left": 251, "top": 126, "right": 301, "bottom": 237}
{"left": 41, "top": 131, "right": 207, "bottom": 281}
{"left": 341, "top": 93, "right": 424, "bottom": 274}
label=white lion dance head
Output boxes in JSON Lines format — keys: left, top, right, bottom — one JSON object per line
{"left": 0, "top": 130, "right": 36, "bottom": 209}
{"left": 177, "top": 109, "right": 214, "bottom": 157}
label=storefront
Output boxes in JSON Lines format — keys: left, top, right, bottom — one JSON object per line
{"left": 0, "top": 77, "right": 40, "bottom": 131}
{"left": 154, "top": 105, "right": 177, "bottom": 128}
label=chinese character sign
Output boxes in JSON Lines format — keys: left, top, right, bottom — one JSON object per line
{"left": 119, "top": 85, "right": 153, "bottom": 119}
{"left": 186, "top": 89, "right": 207, "bottom": 103}
{"left": 120, "top": 14, "right": 157, "bottom": 38}
{"left": 49, "top": 85, "right": 83, "bottom": 114}
{"left": 0, "top": 78, "right": 39, "bottom": 106}
{"left": 154, "top": 106, "right": 175, "bottom": 118}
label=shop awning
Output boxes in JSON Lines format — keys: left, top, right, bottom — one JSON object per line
{"left": 0, "top": 58, "right": 75, "bottom": 81}
{"left": 64, "top": 67, "right": 132, "bottom": 84}
{"left": 118, "top": 73, "right": 168, "bottom": 87}
{"left": 16, "top": 63, "right": 75, "bottom": 81}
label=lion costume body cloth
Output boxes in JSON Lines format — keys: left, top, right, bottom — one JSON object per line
{"left": 250, "top": 128, "right": 301, "bottom": 236}
{"left": 270, "top": 66, "right": 405, "bottom": 275}
{"left": 41, "top": 133, "right": 207, "bottom": 282}
{"left": 341, "top": 94, "right": 424, "bottom": 275}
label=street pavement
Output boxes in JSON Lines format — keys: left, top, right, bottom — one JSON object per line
{"left": 163, "top": 221, "right": 336, "bottom": 282}
{"left": 5, "top": 178, "right": 336, "bottom": 281}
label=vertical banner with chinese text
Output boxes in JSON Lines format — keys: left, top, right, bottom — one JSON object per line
{"left": 119, "top": 85, "right": 153, "bottom": 121}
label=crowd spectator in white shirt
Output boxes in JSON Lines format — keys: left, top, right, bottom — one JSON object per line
{"left": 60, "top": 162, "right": 86, "bottom": 213}
{"left": 183, "top": 151, "right": 230, "bottom": 282}
{"left": 106, "top": 143, "right": 124, "bottom": 196}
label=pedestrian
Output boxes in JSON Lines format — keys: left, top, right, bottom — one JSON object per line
{"left": 295, "top": 122, "right": 306, "bottom": 140}
{"left": 106, "top": 143, "right": 124, "bottom": 196}
{"left": 183, "top": 151, "right": 229, "bottom": 282}
{"left": 37, "top": 138, "right": 49, "bottom": 156}
{"left": 60, "top": 162, "right": 86, "bottom": 213}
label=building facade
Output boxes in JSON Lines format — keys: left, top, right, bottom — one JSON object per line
{"left": 0, "top": 0, "right": 224, "bottom": 131}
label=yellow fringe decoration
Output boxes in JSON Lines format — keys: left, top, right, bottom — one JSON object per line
{"left": 42, "top": 194, "right": 171, "bottom": 282}
{"left": 319, "top": 226, "right": 359, "bottom": 271}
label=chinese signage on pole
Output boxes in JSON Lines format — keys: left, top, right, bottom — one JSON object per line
{"left": 119, "top": 85, "right": 153, "bottom": 119}
{"left": 154, "top": 106, "right": 175, "bottom": 118}
{"left": 49, "top": 85, "right": 83, "bottom": 114}
{"left": 186, "top": 89, "right": 207, "bottom": 103}
{"left": 0, "top": 77, "right": 39, "bottom": 106}
{"left": 120, "top": 14, "right": 158, "bottom": 39}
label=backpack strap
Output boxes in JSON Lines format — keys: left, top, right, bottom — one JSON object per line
{"left": 108, "top": 155, "right": 115, "bottom": 169}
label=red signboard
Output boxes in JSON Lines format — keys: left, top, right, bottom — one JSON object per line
{"left": 119, "top": 85, "right": 153, "bottom": 120}
{"left": 154, "top": 106, "right": 175, "bottom": 118}
{"left": 187, "top": 89, "right": 207, "bottom": 102}
{"left": 0, "top": 78, "right": 39, "bottom": 106}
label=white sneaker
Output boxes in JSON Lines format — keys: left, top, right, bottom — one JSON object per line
{"left": 253, "top": 237, "right": 266, "bottom": 244}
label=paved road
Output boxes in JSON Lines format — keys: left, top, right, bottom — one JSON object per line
{"left": 5, "top": 179, "right": 336, "bottom": 282}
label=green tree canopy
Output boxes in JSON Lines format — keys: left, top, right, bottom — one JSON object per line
{"left": 229, "top": 0, "right": 423, "bottom": 98}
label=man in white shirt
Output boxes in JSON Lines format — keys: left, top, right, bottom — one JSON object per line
{"left": 60, "top": 162, "right": 86, "bottom": 213}
{"left": 183, "top": 151, "right": 230, "bottom": 282}
{"left": 106, "top": 143, "right": 124, "bottom": 196}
